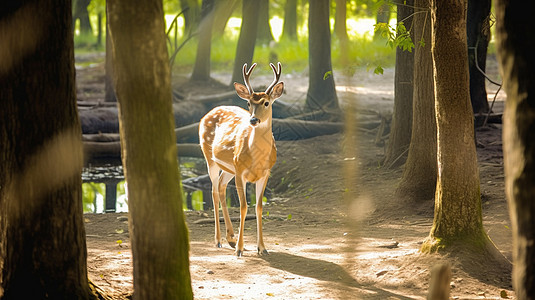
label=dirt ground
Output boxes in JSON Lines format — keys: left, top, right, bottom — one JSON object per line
{"left": 80, "top": 55, "right": 514, "bottom": 299}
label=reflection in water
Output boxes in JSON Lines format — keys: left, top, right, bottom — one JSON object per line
{"left": 82, "top": 161, "right": 269, "bottom": 213}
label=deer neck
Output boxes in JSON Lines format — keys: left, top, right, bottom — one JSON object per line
{"left": 247, "top": 115, "right": 273, "bottom": 150}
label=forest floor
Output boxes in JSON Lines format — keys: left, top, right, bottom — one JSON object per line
{"left": 79, "top": 54, "right": 514, "bottom": 299}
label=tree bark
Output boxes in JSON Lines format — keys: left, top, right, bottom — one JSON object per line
{"left": 230, "top": 0, "right": 260, "bottom": 84}
{"left": 281, "top": 0, "right": 297, "bottom": 41}
{"left": 396, "top": 0, "right": 437, "bottom": 199}
{"left": 421, "top": 0, "right": 485, "bottom": 251}
{"left": 0, "top": 1, "right": 94, "bottom": 298}
{"left": 373, "top": 3, "right": 391, "bottom": 41}
{"left": 383, "top": 0, "right": 414, "bottom": 168}
{"left": 334, "top": 0, "right": 349, "bottom": 66}
{"left": 496, "top": 0, "right": 535, "bottom": 298}
{"left": 306, "top": 0, "right": 340, "bottom": 112}
{"left": 467, "top": 0, "right": 491, "bottom": 114}
{"left": 191, "top": 0, "right": 215, "bottom": 82}
{"left": 107, "top": 0, "right": 193, "bottom": 299}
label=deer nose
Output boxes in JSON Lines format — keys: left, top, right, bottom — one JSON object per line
{"left": 250, "top": 117, "right": 259, "bottom": 126}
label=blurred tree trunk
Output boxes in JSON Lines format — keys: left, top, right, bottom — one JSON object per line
{"left": 105, "top": 4, "right": 116, "bottom": 102}
{"left": 212, "top": 0, "right": 239, "bottom": 38}
{"left": 334, "top": 0, "right": 349, "bottom": 66}
{"left": 373, "top": 3, "right": 391, "bottom": 41}
{"left": 257, "top": 0, "right": 274, "bottom": 45}
{"left": 306, "top": 0, "right": 339, "bottom": 113}
{"left": 383, "top": 0, "right": 414, "bottom": 168}
{"left": 421, "top": 0, "right": 486, "bottom": 252}
{"left": 107, "top": 0, "right": 193, "bottom": 299}
{"left": 496, "top": 0, "right": 535, "bottom": 298}
{"left": 191, "top": 0, "right": 215, "bottom": 82}
{"left": 281, "top": 0, "right": 297, "bottom": 41}
{"left": 396, "top": 0, "right": 436, "bottom": 199}
{"left": 73, "top": 0, "right": 93, "bottom": 35}
{"left": 231, "top": 0, "right": 260, "bottom": 85}
{"left": 180, "top": 0, "right": 201, "bottom": 36}
{"left": 0, "top": 1, "right": 95, "bottom": 299}
{"left": 467, "top": 0, "right": 491, "bottom": 114}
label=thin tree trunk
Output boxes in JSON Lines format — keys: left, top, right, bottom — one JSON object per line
{"left": 306, "top": 0, "right": 339, "bottom": 112}
{"left": 467, "top": 0, "right": 491, "bottom": 114}
{"left": 383, "top": 0, "right": 414, "bottom": 168}
{"left": 105, "top": 5, "right": 116, "bottom": 102}
{"left": 281, "top": 0, "right": 297, "bottom": 41}
{"left": 496, "top": 0, "right": 535, "bottom": 298}
{"left": 191, "top": 0, "right": 215, "bottom": 82}
{"left": 107, "top": 0, "right": 193, "bottom": 298}
{"left": 231, "top": 0, "right": 260, "bottom": 84}
{"left": 257, "top": 0, "right": 274, "bottom": 45}
{"left": 396, "top": 0, "right": 436, "bottom": 199}
{"left": 0, "top": 1, "right": 95, "bottom": 298}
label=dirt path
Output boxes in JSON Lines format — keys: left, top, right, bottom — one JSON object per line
{"left": 81, "top": 58, "right": 514, "bottom": 299}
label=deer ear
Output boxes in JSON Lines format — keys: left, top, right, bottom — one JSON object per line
{"left": 270, "top": 82, "right": 284, "bottom": 100}
{"left": 234, "top": 83, "right": 250, "bottom": 100}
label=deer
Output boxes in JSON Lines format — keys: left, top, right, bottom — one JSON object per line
{"left": 198, "top": 62, "right": 284, "bottom": 257}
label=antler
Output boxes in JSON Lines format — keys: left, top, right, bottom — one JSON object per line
{"left": 265, "top": 62, "right": 282, "bottom": 95}
{"left": 242, "top": 63, "right": 257, "bottom": 95}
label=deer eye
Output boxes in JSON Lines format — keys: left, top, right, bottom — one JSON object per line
{"left": 264, "top": 101, "right": 269, "bottom": 107}
{"left": 247, "top": 102, "right": 251, "bottom": 107}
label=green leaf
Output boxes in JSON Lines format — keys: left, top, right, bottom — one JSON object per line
{"left": 287, "top": 214, "right": 292, "bottom": 221}
{"left": 323, "top": 71, "right": 332, "bottom": 80}
{"left": 374, "top": 66, "right": 384, "bottom": 75}
{"left": 419, "top": 37, "right": 426, "bottom": 48}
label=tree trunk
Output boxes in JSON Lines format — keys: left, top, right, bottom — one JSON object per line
{"left": 231, "top": 0, "right": 260, "bottom": 84}
{"left": 383, "top": 0, "right": 414, "bottom": 169}
{"left": 0, "top": 1, "right": 95, "bottom": 298}
{"left": 306, "top": 0, "right": 340, "bottom": 112}
{"left": 467, "top": 0, "right": 491, "bottom": 114}
{"left": 281, "top": 0, "right": 297, "bottom": 41}
{"left": 212, "top": 0, "right": 239, "bottom": 38}
{"left": 107, "top": 0, "right": 193, "bottom": 299}
{"left": 257, "top": 0, "right": 274, "bottom": 45}
{"left": 396, "top": 0, "right": 436, "bottom": 199}
{"left": 334, "top": 0, "right": 349, "bottom": 66}
{"left": 191, "top": 0, "right": 215, "bottom": 82}
{"left": 496, "top": 0, "right": 535, "bottom": 298}
{"left": 73, "top": 0, "right": 93, "bottom": 35}
{"left": 180, "top": 0, "right": 201, "bottom": 36}
{"left": 421, "top": 0, "right": 485, "bottom": 251}
{"left": 105, "top": 4, "right": 116, "bottom": 102}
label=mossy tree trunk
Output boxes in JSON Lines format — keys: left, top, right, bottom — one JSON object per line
{"left": 0, "top": 1, "right": 95, "bottom": 298}
{"left": 396, "top": 0, "right": 437, "bottom": 200}
{"left": 383, "top": 0, "right": 414, "bottom": 169}
{"left": 421, "top": 0, "right": 485, "bottom": 252}
{"left": 496, "top": 0, "right": 535, "bottom": 298}
{"left": 107, "top": 1, "right": 193, "bottom": 299}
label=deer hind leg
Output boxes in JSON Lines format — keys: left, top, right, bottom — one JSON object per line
{"left": 207, "top": 164, "right": 223, "bottom": 248}
{"left": 218, "top": 171, "right": 237, "bottom": 248}
{"left": 235, "top": 175, "right": 248, "bottom": 257}
{"left": 255, "top": 174, "right": 269, "bottom": 255}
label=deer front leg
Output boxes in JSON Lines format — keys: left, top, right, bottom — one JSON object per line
{"left": 235, "top": 175, "right": 248, "bottom": 257}
{"left": 218, "top": 171, "right": 236, "bottom": 248}
{"left": 255, "top": 174, "right": 269, "bottom": 255}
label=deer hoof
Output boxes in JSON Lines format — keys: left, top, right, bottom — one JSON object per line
{"left": 216, "top": 242, "right": 222, "bottom": 248}
{"left": 236, "top": 250, "right": 244, "bottom": 257}
{"left": 258, "top": 248, "right": 269, "bottom": 256}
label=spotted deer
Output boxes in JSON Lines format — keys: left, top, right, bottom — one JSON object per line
{"left": 198, "top": 62, "right": 284, "bottom": 257}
